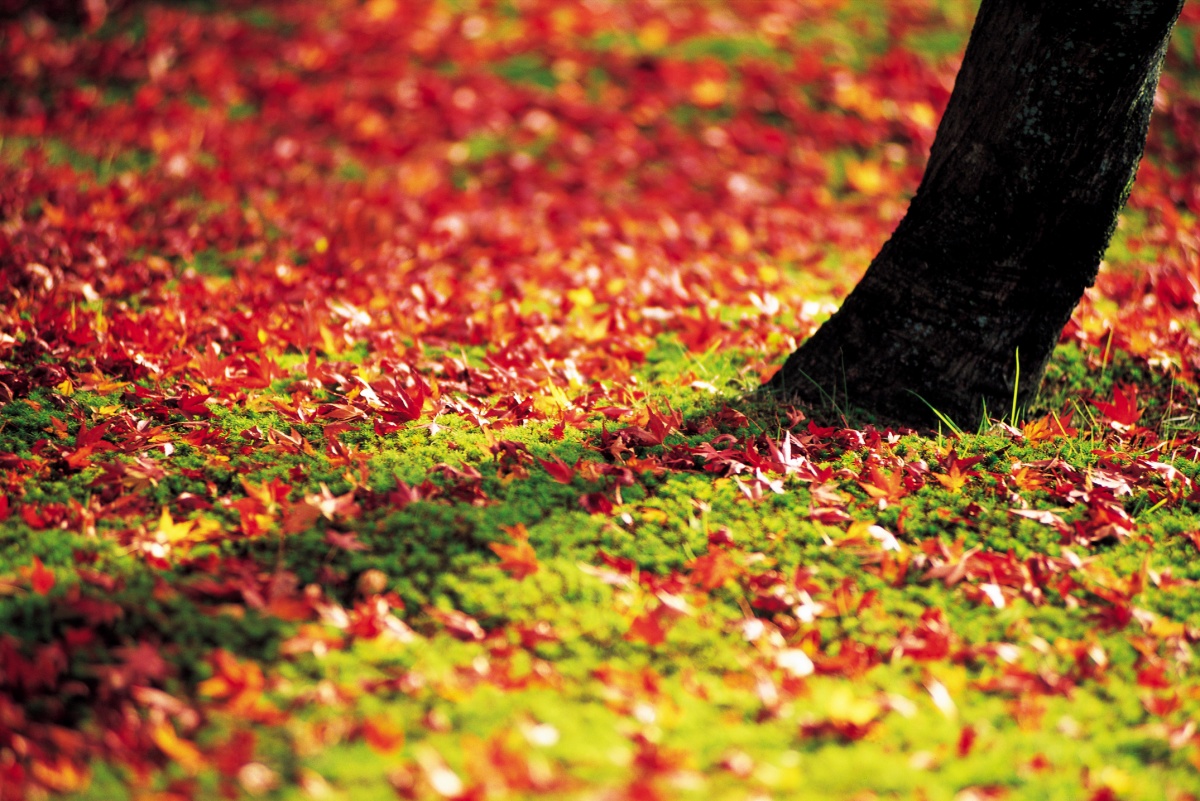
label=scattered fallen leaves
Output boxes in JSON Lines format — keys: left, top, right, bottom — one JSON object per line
{"left": 1, "top": 0, "right": 1199, "bottom": 798}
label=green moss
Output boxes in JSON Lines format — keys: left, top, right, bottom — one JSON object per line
{"left": 492, "top": 53, "right": 558, "bottom": 90}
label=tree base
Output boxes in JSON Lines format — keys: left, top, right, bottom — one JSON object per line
{"left": 769, "top": 0, "right": 1183, "bottom": 430}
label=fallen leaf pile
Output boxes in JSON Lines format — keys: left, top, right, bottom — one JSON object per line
{"left": 1, "top": 1, "right": 1200, "bottom": 799}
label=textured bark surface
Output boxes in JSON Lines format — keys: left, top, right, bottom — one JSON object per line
{"left": 769, "top": 0, "right": 1184, "bottom": 428}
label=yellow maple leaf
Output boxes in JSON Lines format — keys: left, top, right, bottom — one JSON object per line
{"left": 155, "top": 507, "right": 220, "bottom": 546}
{"left": 149, "top": 722, "right": 205, "bottom": 775}
{"left": 365, "top": 0, "right": 397, "bottom": 20}
{"left": 691, "top": 77, "right": 727, "bottom": 107}
{"left": 827, "top": 686, "right": 881, "bottom": 726}
{"left": 933, "top": 463, "right": 972, "bottom": 493}
{"left": 845, "top": 159, "right": 886, "bottom": 195}
{"left": 156, "top": 507, "right": 194, "bottom": 543}
{"left": 29, "top": 756, "right": 90, "bottom": 793}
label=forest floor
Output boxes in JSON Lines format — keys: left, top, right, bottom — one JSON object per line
{"left": 3, "top": 1, "right": 1200, "bottom": 799}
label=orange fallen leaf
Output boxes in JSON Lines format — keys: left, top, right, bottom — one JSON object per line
{"left": 362, "top": 716, "right": 405, "bottom": 753}
{"left": 150, "top": 722, "right": 206, "bottom": 775}
{"left": 859, "top": 464, "right": 907, "bottom": 506}
{"left": 687, "top": 549, "right": 741, "bottom": 591}
{"left": 624, "top": 609, "right": 668, "bottom": 646}
{"left": 24, "top": 557, "right": 55, "bottom": 596}
{"left": 491, "top": 524, "right": 539, "bottom": 580}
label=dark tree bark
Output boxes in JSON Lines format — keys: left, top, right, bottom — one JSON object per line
{"left": 768, "top": 0, "right": 1184, "bottom": 428}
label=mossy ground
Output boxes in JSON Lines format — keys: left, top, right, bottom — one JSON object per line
{"left": 0, "top": 336, "right": 1190, "bottom": 801}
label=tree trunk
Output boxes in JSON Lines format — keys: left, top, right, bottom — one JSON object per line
{"left": 768, "top": 0, "right": 1184, "bottom": 429}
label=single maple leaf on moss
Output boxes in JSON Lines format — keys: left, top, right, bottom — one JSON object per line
{"left": 361, "top": 717, "right": 405, "bottom": 754}
{"left": 23, "top": 556, "right": 55, "bottom": 595}
{"left": 624, "top": 610, "right": 668, "bottom": 646}
{"left": 155, "top": 507, "right": 220, "bottom": 546}
{"left": 932, "top": 449, "right": 982, "bottom": 493}
{"left": 199, "top": 649, "right": 267, "bottom": 712}
{"left": 687, "top": 549, "right": 741, "bottom": 591}
{"left": 1009, "top": 462, "right": 1046, "bottom": 494}
{"left": 859, "top": 463, "right": 907, "bottom": 506}
{"left": 490, "top": 524, "right": 539, "bottom": 580}
{"left": 1022, "top": 410, "right": 1077, "bottom": 443}
{"left": 537, "top": 454, "right": 576, "bottom": 483}
{"left": 1091, "top": 385, "right": 1143, "bottom": 430}
{"left": 149, "top": 721, "right": 206, "bottom": 775}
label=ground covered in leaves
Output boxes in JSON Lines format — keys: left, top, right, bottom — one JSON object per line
{"left": 2, "top": 1, "right": 1200, "bottom": 799}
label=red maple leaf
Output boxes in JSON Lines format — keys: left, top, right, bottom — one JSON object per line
{"left": 891, "top": 607, "right": 952, "bottom": 661}
{"left": 1091, "top": 385, "right": 1143, "bottom": 429}
{"left": 112, "top": 641, "right": 171, "bottom": 684}
{"left": 210, "top": 730, "right": 256, "bottom": 780}
{"left": 24, "top": 557, "right": 56, "bottom": 595}
{"left": 580, "top": 492, "right": 615, "bottom": 515}
{"left": 645, "top": 403, "right": 681, "bottom": 444}
{"left": 537, "top": 454, "right": 576, "bottom": 483}
{"left": 177, "top": 393, "right": 213, "bottom": 417}
{"left": 63, "top": 420, "right": 115, "bottom": 470}
{"left": 957, "top": 725, "right": 977, "bottom": 757}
